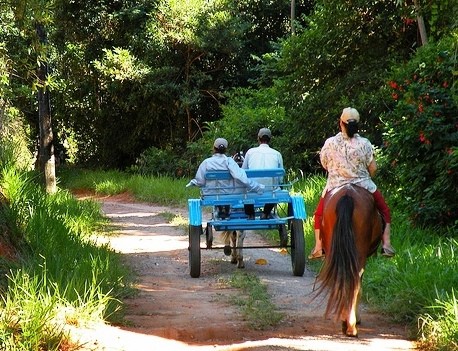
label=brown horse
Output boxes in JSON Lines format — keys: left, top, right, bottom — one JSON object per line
{"left": 315, "top": 184, "right": 383, "bottom": 337}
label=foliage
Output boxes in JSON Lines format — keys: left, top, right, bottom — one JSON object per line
{"left": 0, "top": 163, "right": 133, "bottom": 348}
{"left": 364, "top": 224, "right": 458, "bottom": 349}
{"left": 181, "top": 87, "right": 288, "bottom": 173}
{"left": 93, "top": 47, "right": 150, "bottom": 82}
{"left": 184, "top": 0, "right": 432, "bottom": 175}
{"left": 59, "top": 167, "right": 195, "bottom": 207}
{"left": 418, "top": 289, "right": 458, "bottom": 351}
{"left": 410, "top": 0, "right": 458, "bottom": 42}
{"left": 0, "top": 111, "right": 34, "bottom": 172}
{"left": 128, "top": 86, "right": 289, "bottom": 177}
{"left": 45, "top": 0, "right": 306, "bottom": 168}
{"left": 263, "top": 0, "right": 418, "bottom": 172}
{"left": 0, "top": 17, "right": 34, "bottom": 173}
{"left": 383, "top": 33, "right": 458, "bottom": 228}
{"left": 130, "top": 146, "right": 183, "bottom": 177}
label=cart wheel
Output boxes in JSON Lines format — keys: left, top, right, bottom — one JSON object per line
{"left": 279, "top": 224, "right": 288, "bottom": 248}
{"left": 189, "top": 225, "right": 202, "bottom": 278}
{"left": 205, "top": 224, "right": 213, "bottom": 249}
{"left": 290, "top": 219, "right": 305, "bottom": 276}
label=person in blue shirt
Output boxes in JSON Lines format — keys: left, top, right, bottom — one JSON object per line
{"left": 188, "top": 137, "right": 264, "bottom": 219}
{"left": 188, "top": 138, "right": 264, "bottom": 195}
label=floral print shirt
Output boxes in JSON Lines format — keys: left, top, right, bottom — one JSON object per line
{"left": 320, "top": 132, "right": 377, "bottom": 195}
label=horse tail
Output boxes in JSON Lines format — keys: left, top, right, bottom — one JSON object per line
{"left": 319, "top": 194, "right": 360, "bottom": 319}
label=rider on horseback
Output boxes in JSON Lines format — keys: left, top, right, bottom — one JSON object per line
{"left": 309, "top": 107, "right": 396, "bottom": 259}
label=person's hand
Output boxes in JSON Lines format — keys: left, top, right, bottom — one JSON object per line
{"left": 257, "top": 184, "right": 265, "bottom": 194}
{"left": 186, "top": 180, "right": 197, "bottom": 188}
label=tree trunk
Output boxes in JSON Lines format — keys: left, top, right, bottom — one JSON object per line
{"left": 291, "top": 0, "right": 296, "bottom": 35}
{"left": 36, "top": 22, "right": 56, "bottom": 194}
{"left": 413, "top": 0, "right": 428, "bottom": 45}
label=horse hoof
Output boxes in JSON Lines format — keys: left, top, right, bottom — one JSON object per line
{"left": 237, "top": 261, "right": 245, "bottom": 269}
{"left": 223, "top": 245, "right": 231, "bottom": 256}
{"left": 230, "top": 258, "right": 237, "bottom": 264}
{"left": 346, "top": 332, "right": 358, "bottom": 338}
{"left": 341, "top": 321, "right": 347, "bottom": 334}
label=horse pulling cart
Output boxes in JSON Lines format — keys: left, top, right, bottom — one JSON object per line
{"left": 187, "top": 168, "right": 307, "bottom": 278}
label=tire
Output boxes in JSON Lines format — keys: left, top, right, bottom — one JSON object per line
{"left": 189, "top": 225, "right": 202, "bottom": 278}
{"left": 290, "top": 219, "right": 305, "bottom": 276}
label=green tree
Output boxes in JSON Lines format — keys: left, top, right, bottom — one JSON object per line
{"left": 383, "top": 33, "right": 458, "bottom": 227}
{"left": 5, "top": 0, "right": 57, "bottom": 192}
{"left": 253, "top": 0, "right": 416, "bottom": 171}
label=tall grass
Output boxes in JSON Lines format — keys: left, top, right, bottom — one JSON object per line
{"left": 60, "top": 168, "right": 458, "bottom": 350}
{"left": 59, "top": 167, "right": 196, "bottom": 206}
{"left": 0, "top": 167, "right": 132, "bottom": 349}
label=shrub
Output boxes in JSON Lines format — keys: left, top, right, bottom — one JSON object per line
{"left": 383, "top": 33, "right": 458, "bottom": 228}
{"left": 130, "top": 146, "right": 182, "bottom": 177}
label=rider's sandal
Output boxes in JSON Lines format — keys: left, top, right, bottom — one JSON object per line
{"left": 381, "top": 246, "right": 396, "bottom": 258}
{"left": 308, "top": 249, "right": 325, "bottom": 260}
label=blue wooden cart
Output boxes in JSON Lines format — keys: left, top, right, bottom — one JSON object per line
{"left": 187, "top": 168, "right": 307, "bottom": 278}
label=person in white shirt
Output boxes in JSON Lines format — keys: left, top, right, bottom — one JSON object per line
{"left": 242, "top": 128, "right": 284, "bottom": 219}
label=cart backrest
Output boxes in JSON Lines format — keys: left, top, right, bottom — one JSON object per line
{"left": 204, "top": 168, "right": 285, "bottom": 181}
{"left": 201, "top": 168, "right": 289, "bottom": 207}
{"left": 201, "top": 168, "right": 286, "bottom": 199}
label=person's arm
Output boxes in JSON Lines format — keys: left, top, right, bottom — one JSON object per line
{"left": 365, "top": 139, "right": 377, "bottom": 178}
{"left": 320, "top": 140, "right": 330, "bottom": 171}
{"left": 188, "top": 161, "right": 207, "bottom": 187}
{"left": 368, "top": 158, "right": 377, "bottom": 178}
{"left": 277, "top": 152, "right": 284, "bottom": 185}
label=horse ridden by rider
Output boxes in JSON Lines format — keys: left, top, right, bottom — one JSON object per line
{"left": 311, "top": 107, "right": 396, "bottom": 337}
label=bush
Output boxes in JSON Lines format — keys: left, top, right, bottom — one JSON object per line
{"left": 130, "top": 146, "right": 183, "bottom": 177}
{"left": 383, "top": 33, "right": 458, "bottom": 228}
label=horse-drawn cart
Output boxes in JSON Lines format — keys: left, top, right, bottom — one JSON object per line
{"left": 187, "top": 168, "right": 307, "bottom": 278}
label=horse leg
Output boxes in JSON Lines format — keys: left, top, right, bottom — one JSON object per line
{"left": 344, "top": 275, "right": 362, "bottom": 337}
{"left": 222, "top": 231, "right": 232, "bottom": 256}
{"left": 236, "top": 230, "right": 246, "bottom": 268}
{"left": 356, "top": 270, "right": 364, "bottom": 325}
{"left": 345, "top": 292, "right": 359, "bottom": 337}
{"left": 230, "top": 231, "right": 237, "bottom": 264}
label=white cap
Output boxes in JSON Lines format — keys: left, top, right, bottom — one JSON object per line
{"left": 340, "top": 107, "right": 360, "bottom": 124}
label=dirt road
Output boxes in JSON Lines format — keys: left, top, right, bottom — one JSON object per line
{"left": 70, "top": 195, "right": 417, "bottom": 351}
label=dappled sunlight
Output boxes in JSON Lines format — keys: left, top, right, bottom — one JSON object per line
{"left": 106, "top": 211, "right": 162, "bottom": 218}
{"left": 216, "top": 336, "right": 416, "bottom": 351}
{"left": 106, "top": 234, "right": 188, "bottom": 253}
{"left": 70, "top": 324, "right": 416, "bottom": 351}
